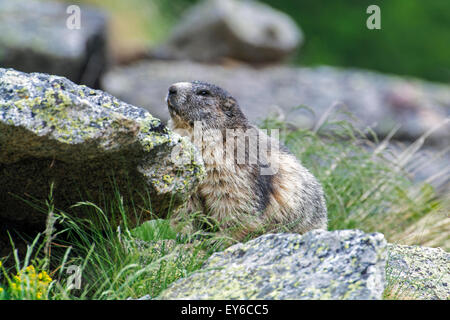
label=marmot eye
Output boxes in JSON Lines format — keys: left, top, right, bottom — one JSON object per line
{"left": 197, "top": 90, "right": 210, "bottom": 96}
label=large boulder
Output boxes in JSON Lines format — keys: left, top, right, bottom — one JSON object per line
{"left": 0, "top": 0, "right": 108, "bottom": 88}
{"left": 154, "top": 0, "right": 302, "bottom": 63}
{"left": 156, "top": 230, "right": 387, "bottom": 300}
{"left": 386, "top": 244, "right": 449, "bottom": 300}
{"left": 0, "top": 68, "right": 204, "bottom": 226}
{"left": 102, "top": 61, "right": 450, "bottom": 146}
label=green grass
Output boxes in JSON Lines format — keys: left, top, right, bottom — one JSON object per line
{"left": 259, "top": 110, "right": 448, "bottom": 246}
{"left": 0, "top": 185, "right": 224, "bottom": 300}
{"left": 0, "top": 113, "right": 447, "bottom": 300}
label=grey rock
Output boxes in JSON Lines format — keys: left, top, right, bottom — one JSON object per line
{"left": 102, "top": 61, "right": 450, "bottom": 146}
{"left": 386, "top": 244, "right": 450, "bottom": 300}
{"left": 0, "top": 68, "right": 204, "bottom": 225}
{"left": 156, "top": 0, "right": 302, "bottom": 63}
{"left": 0, "top": 0, "right": 108, "bottom": 88}
{"left": 157, "top": 230, "right": 387, "bottom": 300}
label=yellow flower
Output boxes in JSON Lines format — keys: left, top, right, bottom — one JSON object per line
{"left": 8, "top": 265, "right": 52, "bottom": 300}
{"left": 37, "top": 272, "right": 52, "bottom": 283}
{"left": 0, "top": 260, "right": 2, "bottom": 267}
{"left": 0, "top": 287, "right": 4, "bottom": 294}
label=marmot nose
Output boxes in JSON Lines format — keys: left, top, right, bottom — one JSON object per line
{"left": 168, "top": 85, "right": 178, "bottom": 95}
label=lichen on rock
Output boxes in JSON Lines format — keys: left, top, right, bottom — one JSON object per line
{"left": 0, "top": 68, "right": 204, "bottom": 226}
{"left": 386, "top": 244, "right": 449, "bottom": 300}
{"left": 156, "top": 229, "right": 387, "bottom": 300}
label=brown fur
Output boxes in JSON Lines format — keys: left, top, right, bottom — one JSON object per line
{"left": 166, "top": 81, "right": 327, "bottom": 240}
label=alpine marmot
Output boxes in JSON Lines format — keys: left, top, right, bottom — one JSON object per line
{"left": 166, "top": 81, "right": 327, "bottom": 240}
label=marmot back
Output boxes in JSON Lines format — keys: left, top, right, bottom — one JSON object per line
{"left": 166, "top": 81, "right": 327, "bottom": 240}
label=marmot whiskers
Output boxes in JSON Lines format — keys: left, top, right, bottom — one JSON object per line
{"left": 167, "top": 81, "right": 327, "bottom": 240}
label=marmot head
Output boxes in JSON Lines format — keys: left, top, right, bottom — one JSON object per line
{"left": 166, "top": 81, "right": 248, "bottom": 130}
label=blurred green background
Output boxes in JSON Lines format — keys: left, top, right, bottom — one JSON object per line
{"left": 65, "top": 0, "right": 450, "bottom": 82}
